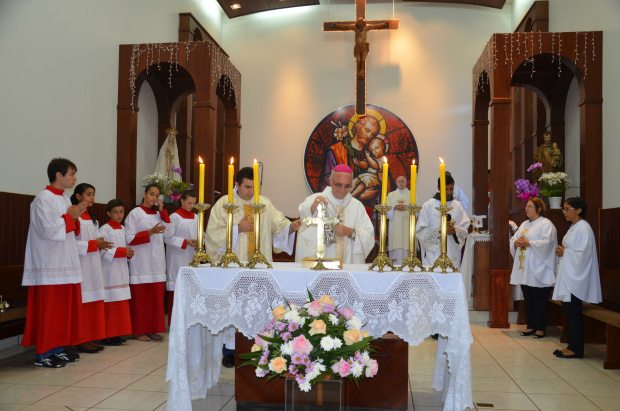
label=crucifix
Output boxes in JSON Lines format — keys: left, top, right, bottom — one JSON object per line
{"left": 302, "top": 203, "right": 340, "bottom": 270}
{"left": 324, "top": 0, "right": 398, "bottom": 116}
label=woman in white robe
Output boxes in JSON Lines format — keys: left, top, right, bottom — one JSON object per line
{"left": 164, "top": 191, "right": 198, "bottom": 326}
{"left": 552, "top": 197, "right": 602, "bottom": 358}
{"left": 510, "top": 197, "right": 557, "bottom": 338}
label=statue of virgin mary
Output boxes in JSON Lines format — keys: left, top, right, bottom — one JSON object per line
{"left": 155, "top": 127, "right": 182, "bottom": 182}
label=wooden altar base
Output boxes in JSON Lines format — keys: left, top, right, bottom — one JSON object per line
{"left": 235, "top": 332, "right": 409, "bottom": 411}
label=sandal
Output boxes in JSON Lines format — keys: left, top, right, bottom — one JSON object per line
{"left": 533, "top": 332, "right": 545, "bottom": 339}
{"left": 521, "top": 329, "right": 536, "bottom": 336}
{"left": 134, "top": 334, "right": 151, "bottom": 341}
{"left": 147, "top": 333, "right": 163, "bottom": 341}
{"left": 77, "top": 342, "right": 99, "bottom": 354}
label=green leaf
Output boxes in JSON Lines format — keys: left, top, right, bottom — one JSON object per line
{"left": 257, "top": 334, "right": 283, "bottom": 344}
{"left": 307, "top": 289, "right": 315, "bottom": 302}
{"left": 238, "top": 351, "right": 262, "bottom": 360}
{"left": 237, "top": 359, "right": 258, "bottom": 368}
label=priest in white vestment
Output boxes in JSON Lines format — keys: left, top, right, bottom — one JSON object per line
{"left": 205, "top": 166, "right": 301, "bottom": 365}
{"left": 417, "top": 175, "right": 469, "bottom": 270}
{"left": 552, "top": 197, "right": 602, "bottom": 359}
{"left": 296, "top": 164, "right": 374, "bottom": 264}
{"left": 386, "top": 176, "right": 410, "bottom": 265}
{"left": 509, "top": 197, "right": 557, "bottom": 338}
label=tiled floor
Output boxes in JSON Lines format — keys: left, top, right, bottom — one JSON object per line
{"left": 0, "top": 322, "right": 618, "bottom": 411}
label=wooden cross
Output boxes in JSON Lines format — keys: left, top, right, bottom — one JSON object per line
{"left": 324, "top": 0, "right": 398, "bottom": 116}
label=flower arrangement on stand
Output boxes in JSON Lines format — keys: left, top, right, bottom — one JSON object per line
{"left": 142, "top": 167, "right": 193, "bottom": 203}
{"left": 538, "top": 172, "right": 571, "bottom": 198}
{"left": 239, "top": 293, "right": 379, "bottom": 393}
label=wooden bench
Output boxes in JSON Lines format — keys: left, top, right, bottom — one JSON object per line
{"left": 549, "top": 295, "right": 620, "bottom": 369}
{"left": 0, "top": 265, "right": 28, "bottom": 339}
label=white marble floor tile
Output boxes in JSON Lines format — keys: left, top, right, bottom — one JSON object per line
{"left": 191, "top": 394, "right": 232, "bottom": 411}
{"left": 470, "top": 365, "right": 510, "bottom": 378}
{"left": 502, "top": 365, "right": 561, "bottom": 380}
{"left": 207, "top": 382, "right": 235, "bottom": 397}
{"left": 103, "top": 360, "right": 163, "bottom": 375}
{"left": 527, "top": 393, "right": 601, "bottom": 411}
{"left": 588, "top": 395, "right": 620, "bottom": 411}
{"left": 35, "top": 386, "right": 118, "bottom": 408}
{"left": 408, "top": 373, "right": 435, "bottom": 390}
{"left": 0, "top": 405, "right": 27, "bottom": 411}
{"left": 94, "top": 389, "right": 168, "bottom": 410}
{"left": 72, "top": 372, "right": 143, "bottom": 389}
{"left": 513, "top": 377, "right": 581, "bottom": 395}
{"left": 20, "top": 369, "right": 94, "bottom": 386}
{"left": 471, "top": 392, "right": 538, "bottom": 410}
{"left": 471, "top": 376, "right": 522, "bottom": 393}
{"left": 0, "top": 367, "right": 47, "bottom": 384}
{"left": 20, "top": 405, "right": 87, "bottom": 411}
{"left": 0, "top": 384, "right": 64, "bottom": 404}
{"left": 569, "top": 379, "right": 620, "bottom": 397}
{"left": 125, "top": 375, "right": 170, "bottom": 392}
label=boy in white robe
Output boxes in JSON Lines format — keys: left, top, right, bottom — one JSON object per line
{"left": 417, "top": 175, "right": 469, "bottom": 270}
{"left": 22, "top": 158, "right": 85, "bottom": 367}
{"left": 99, "top": 199, "right": 134, "bottom": 345}
{"left": 297, "top": 164, "right": 375, "bottom": 264}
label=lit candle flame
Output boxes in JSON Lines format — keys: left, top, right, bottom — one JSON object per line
{"left": 439, "top": 157, "right": 444, "bottom": 164}
{"left": 412, "top": 159, "right": 416, "bottom": 165}
{"left": 198, "top": 156, "right": 203, "bottom": 164}
{"left": 383, "top": 156, "right": 388, "bottom": 164}
{"left": 230, "top": 157, "right": 234, "bottom": 165}
{"left": 254, "top": 159, "right": 257, "bottom": 164}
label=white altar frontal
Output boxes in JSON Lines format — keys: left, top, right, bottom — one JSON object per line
{"left": 165, "top": 263, "right": 474, "bottom": 411}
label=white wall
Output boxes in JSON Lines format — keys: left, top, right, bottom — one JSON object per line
{"left": 136, "top": 83, "right": 159, "bottom": 205}
{"left": 224, "top": 2, "right": 511, "bottom": 215}
{"left": 0, "top": 0, "right": 224, "bottom": 201}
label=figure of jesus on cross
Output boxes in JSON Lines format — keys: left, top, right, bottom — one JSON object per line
{"left": 324, "top": 0, "right": 398, "bottom": 116}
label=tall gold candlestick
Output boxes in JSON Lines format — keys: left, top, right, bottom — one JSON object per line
{"left": 219, "top": 203, "right": 244, "bottom": 268}
{"left": 189, "top": 203, "right": 214, "bottom": 267}
{"left": 398, "top": 204, "right": 424, "bottom": 272}
{"left": 430, "top": 204, "right": 457, "bottom": 273}
{"left": 368, "top": 204, "right": 396, "bottom": 272}
{"left": 247, "top": 203, "right": 272, "bottom": 269}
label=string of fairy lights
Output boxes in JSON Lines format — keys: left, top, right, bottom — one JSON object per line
{"left": 473, "top": 31, "right": 599, "bottom": 94}
{"left": 129, "top": 40, "right": 241, "bottom": 111}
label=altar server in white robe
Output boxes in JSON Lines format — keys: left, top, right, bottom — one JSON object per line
{"left": 553, "top": 197, "right": 602, "bottom": 359}
{"left": 205, "top": 167, "right": 300, "bottom": 366}
{"left": 510, "top": 197, "right": 557, "bottom": 339}
{"left": 417, "top": 175, "right": 469, "bottom": 270}
{"left": 297, "top": 164, "right": 375, "bottom": 264}
{"left": 125, "top": 184, "right": 171, "bottom": 342}
{"left": 22, "top": 158, "right": 85, "bottom": 368}
{"left": 99, "top": 199, "right": 134, "bottom": 346}
{"left": 446, "top": 171, "right": 469, "bottom": 211}
{"left": 386, "top": 176, "right": 410, "bottom": 265}
{"left": 165, "top": 190, "right": 198, "bottom": 326}
{"left": 71, "top": 183, "right": 114, "bottom": 354}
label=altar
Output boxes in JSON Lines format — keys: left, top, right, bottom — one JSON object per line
{"left": 165, "top": 263, "right": 473, "bottom": 411}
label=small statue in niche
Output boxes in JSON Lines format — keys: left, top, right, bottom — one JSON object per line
{"left": 533, "top": 131, "right": 563, "bottom": 181}
{"left": 155, "top": 127, "right": 181, "bottom": 182}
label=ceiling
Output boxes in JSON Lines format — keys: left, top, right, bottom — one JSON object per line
{"left": 215, "top": 0, "right": 507, "bottom": 19}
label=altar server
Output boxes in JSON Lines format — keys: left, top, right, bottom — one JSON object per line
{"left": 386, "top": 175, "right": 410, "bottom": 265}
{"left": 165, "top": 191, "right": 198, "bottom": 326}
{"left": 205, "top": 167, "right": 300, "bottom": 263}
{"left": 417, "top": 175, "right": 469, "bottom": 269}
{"left": 510, "top": 197, "right": 557, "bottom": 339}
{"left": 22, "top": 158, "right": 84, "bottom": 367}
{"left": 553, "top": 197, "right": 602, "bottom": 358}
{"left": 296, "top": 164, "right": 375, "bottom": 264}
{"left": 125, "top": 184, "right": 171, "bottom": 341}
{"left": 99, "top": 199, "right": 134, "bottom": 345}
{"left": 71, "top": 183, "right": 114, "bottom": 353}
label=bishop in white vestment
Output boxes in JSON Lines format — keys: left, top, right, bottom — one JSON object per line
{"left": 386, "top": 176, "right": 410, "bottom": 265}
{"left": 296, "top": 164, "right": 374, "bottom": 264}
{"left": 417, "top": 176, "right": 469, "bottom": 270}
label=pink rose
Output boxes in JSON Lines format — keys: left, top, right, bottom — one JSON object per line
{"left": 255, "top": 334, "right": 269, "bottom": 350}
{"left": 336, "top": 359, "right": 350, "bottom": 377}
{"left": 292, "top": 335, "right": 313, "bottom": 355}
{"left": 307, "top": 300, "right": 323, "bottom": 317}
{"left": 331, "top": 362, "right": 340, "bottom": 374}
{"left": 339, "top": 308, "right": 354, "bottom": 320}
{"left": 365, "top": 359, "right": 378, "bottom": 378}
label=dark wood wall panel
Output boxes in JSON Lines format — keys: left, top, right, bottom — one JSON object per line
{"left": 599, "top": 208, "right": 620, "bottom": 270}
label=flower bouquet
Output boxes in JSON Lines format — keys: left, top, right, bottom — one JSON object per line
{"left": 143, "top": 167, "right": 193, "bottom": 202}
{"left": 142, "top": 172, "right": 170, "bottom": 196}
{"left": 238, "top": 293, "right": 379, "bottom": 393}
{"left": 514, "top": 178, "right": 539, "bottom": 205}
{"left": 538, "top": 172, "right": 571, "bottom": 197}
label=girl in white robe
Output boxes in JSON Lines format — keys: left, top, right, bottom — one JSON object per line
{"left": 164, "top": 191, "right": 198, "bottom": 326}
{"left": 510, "top": 197, "right": 557, "bottom": 338}
{"left": 552, "top": 197, "right": 602, "bottom": 358}
{"left": 71, "top": 183, "right": 114, "bottom": 353}
{"left": 125, "top": 184, "right": 171, "bottom": 341}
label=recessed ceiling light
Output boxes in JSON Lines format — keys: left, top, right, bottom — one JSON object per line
{"left": 230, "top": 3, "right": 241, "bottom": 9}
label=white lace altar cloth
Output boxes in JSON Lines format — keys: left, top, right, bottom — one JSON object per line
{"left": 460, "top": 233, "right": 491, "bottom": 305}
{"left": 166, "top": 263, "right": 473, "bottom": 411}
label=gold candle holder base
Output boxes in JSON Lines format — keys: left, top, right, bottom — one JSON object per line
{"left": 429, "top": 204, "right": 457, "bottom": 273}
{"left": 219, "top": 203, "right": 245, "bottom": 268}
{"left": 189, "top": 203, "right": 215, "bottom": 267}
{"left": 368, "top": 204, "right": 397, "bottom": 272}
{"left": 399, "top": 204, "right": 424, "bottom": 272}
{"left": 246, "top": 203, "right": 272, "bottom": 269}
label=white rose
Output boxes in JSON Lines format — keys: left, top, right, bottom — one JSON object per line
{"left": 346, "top": 316, "right": 362, "bottom": 330}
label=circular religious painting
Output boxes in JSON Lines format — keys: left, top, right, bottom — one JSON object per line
{"left": 304, "top": 104, "right": 419, "bottom": 207}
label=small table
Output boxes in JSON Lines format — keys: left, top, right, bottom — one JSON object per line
{"left": 165, "top": 263, "right": 474, "bottom": 411}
